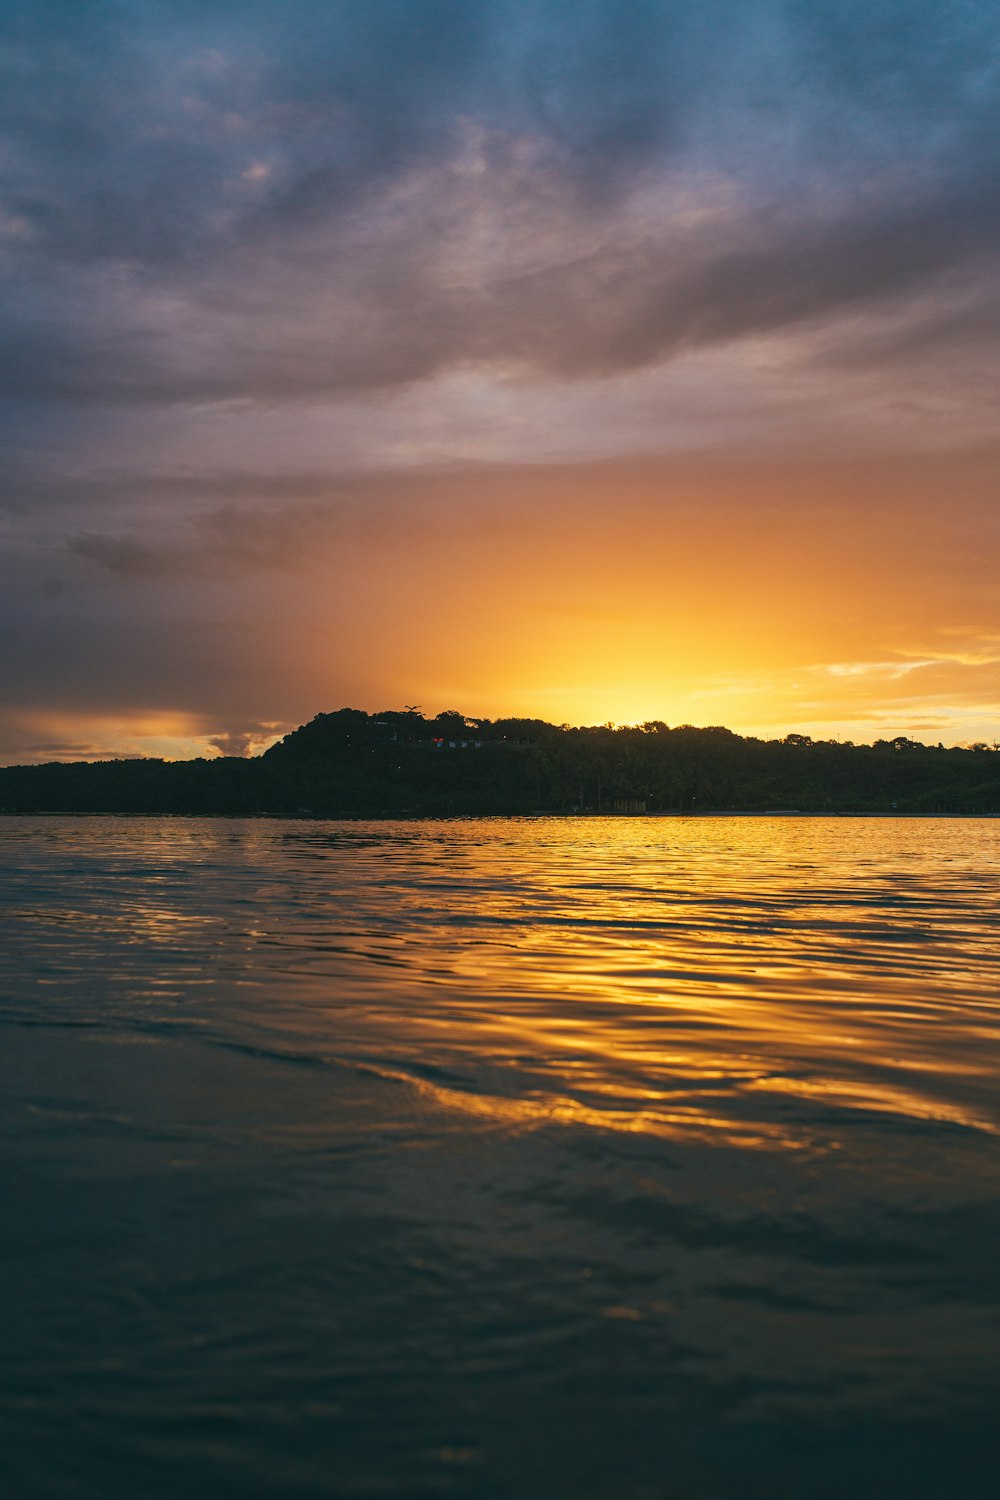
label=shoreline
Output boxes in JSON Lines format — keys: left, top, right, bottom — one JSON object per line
{"left": 2, "top": 809, "right": 998, "bottom": 822}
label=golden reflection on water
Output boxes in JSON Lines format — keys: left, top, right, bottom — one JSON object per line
{"left": 7, "top": 813, "right": 1000, "bottom": 1498}
{"left": 3, "top": 814, "right": 999, "bottom": 1150}
{"left": 370, "top": 998, "right": 999, "bottom": 1148}
{"left": 242, "top": 814, "right": 1000, "bottom": 1150}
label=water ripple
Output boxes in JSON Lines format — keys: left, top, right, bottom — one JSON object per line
{"left": 3, "top": 815, "right": 1000, "bottom": 1497}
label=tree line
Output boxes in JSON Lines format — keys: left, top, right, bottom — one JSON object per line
{"left": 1, "top": 706, "right": 999, "bottom": 816}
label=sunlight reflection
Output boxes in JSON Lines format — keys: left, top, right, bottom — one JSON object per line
{"left": 6, "top": 814, "right": 998, "bottom": 1151}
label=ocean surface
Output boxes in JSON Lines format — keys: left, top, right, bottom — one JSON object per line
{"left": 2, "top": 815, "right": 999, "bottom": 1499}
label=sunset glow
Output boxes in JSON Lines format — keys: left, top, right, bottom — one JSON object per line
{"left": 2, "top": 3, "right": 999, "bottom": 760}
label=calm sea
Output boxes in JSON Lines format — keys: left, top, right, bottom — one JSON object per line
{"left": 2, "top": 815, "right": 999, "bottom": 1499}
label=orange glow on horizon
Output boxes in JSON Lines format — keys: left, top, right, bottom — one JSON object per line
{"left": 5, "top": 446, "right": 998, "bottom": 762}
{"left": 278, "top": 447, "right": 1000, "bottom": 749}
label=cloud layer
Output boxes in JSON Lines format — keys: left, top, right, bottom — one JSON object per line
{"left": 2, "top": 1, "right": 999, "bottom": 757}
{"left": 4, "top": 0, "right": 999, "bottom": 400}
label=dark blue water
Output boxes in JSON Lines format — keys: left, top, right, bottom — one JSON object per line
{"left": 2, "top": 816, "right": 999, "bottom": 1498}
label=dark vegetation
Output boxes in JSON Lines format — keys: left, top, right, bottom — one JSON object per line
{"left": 2, "top": 708, "right": 999, "bottom": 816}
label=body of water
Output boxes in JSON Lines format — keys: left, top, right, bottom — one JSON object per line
{"left": 2, "top": 815, "right": 999, "bottom": 1498}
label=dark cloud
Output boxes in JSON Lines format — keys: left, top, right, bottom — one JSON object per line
{"left": 66, "top": 497, "right": 354, "bottom": 577}
{"left": 69, "top": 532, "right": 175, "bottom": 578}
{"left": 205, "top": 723, "right": 285, "bottom": 757}
{"left": 0, "top": 1, "right": 997, "bottom": 402}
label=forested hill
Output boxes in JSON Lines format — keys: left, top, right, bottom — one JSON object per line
{"left": 1, "top": 707, "right": 999, "bottom": 816}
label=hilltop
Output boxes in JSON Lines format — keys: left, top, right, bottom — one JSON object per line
{"left": 1, "top": 707, "right": 998, "bottom": 817}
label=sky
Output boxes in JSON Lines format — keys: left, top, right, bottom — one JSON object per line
{"left": 2, "top": 0, "right": 999, "bottom": 762}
